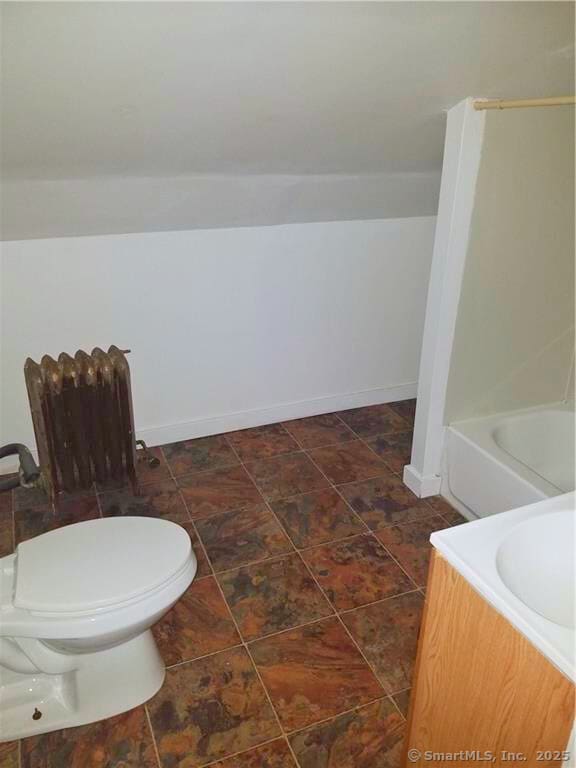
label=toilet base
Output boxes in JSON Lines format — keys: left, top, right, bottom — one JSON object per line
{"left": 0, "top": 630, "right": 165, "bottom": 741}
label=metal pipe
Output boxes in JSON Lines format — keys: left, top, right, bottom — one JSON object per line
{"left": 0, "top": 443, "right": 40, "bottom": 492}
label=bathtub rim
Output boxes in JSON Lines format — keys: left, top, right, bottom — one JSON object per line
{"left": 441, "top": 400, "right": 574, "bottom": 518}
{"left": 449, "top": 400, "right": 574, "bottom": 496}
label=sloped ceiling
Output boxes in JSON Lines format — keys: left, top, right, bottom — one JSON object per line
{"left": 1, "top": 1, "right": 574, "bottom": 239}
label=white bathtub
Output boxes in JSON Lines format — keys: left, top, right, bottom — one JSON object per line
{"left": 444, "top": 401, "right": 575, "bottom": 518}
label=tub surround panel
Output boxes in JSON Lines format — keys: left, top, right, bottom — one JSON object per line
{"left": 445, "top": 106, "right": 574, "bottom": 423}
{"left": 448, "top": 326, "right": 575, "bottom": 422}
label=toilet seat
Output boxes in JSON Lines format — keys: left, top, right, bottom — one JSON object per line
{"left": 15, "top": 516, "right": 192, "bottom": 615}
{"left": 0, "top": 516, "right": 196, "bottom": 639}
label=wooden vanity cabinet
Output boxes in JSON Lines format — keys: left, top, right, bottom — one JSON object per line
{"left": 403, "top": 551, "right": 574, "bottom": 767}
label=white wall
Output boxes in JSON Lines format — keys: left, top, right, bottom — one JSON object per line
{"left": 3, "top": 3, "right": 572, "bottom": 181}
{"left": 1, "top": 172, "right": 440, "bottom": 241}
{"left": 0, "top": 217, "right": 435, "bottom": 455}
{"left": 2, "top": 3, "right": 573, "bottom": 241}
{"left": 445, "top": 106, "right": 575, "bottom": 421}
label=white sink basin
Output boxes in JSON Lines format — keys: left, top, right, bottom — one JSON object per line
{"left": 431, "top": 492, "right": 575, "bottom": 681}
{"left": 496, "top": 510, "right": 575, "bottom": 628}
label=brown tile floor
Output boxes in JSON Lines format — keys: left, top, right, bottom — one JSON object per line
{"left": 0, "top": 400, "right": 467, "bottom": 768}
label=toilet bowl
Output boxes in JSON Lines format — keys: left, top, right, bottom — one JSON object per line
{"left": 0, "top": 516, "right": 196, "bottom": 741}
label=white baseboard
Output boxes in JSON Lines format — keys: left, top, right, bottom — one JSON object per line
{"left": 402, "top": 463, "right": 442, "bottom": 498}
{"left": 0, "top": 382, "right": 417, "bottom": 475}
{"left": 137, "top": 382, "right": 417, "bottom": 447}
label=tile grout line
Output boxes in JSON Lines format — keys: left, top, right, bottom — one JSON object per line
{"left": 336, "top": 585, "right": 424, "bottom": 618}
{"left": 234, "top": 440, "right": 369, "bottom": 552}
{"left": 283, "top": 430, "right": 423, "bottom": 709}
{"left": 162, "top": 610, "right": 366, "bottom": 674}
{"left": 194, "top": 438, "right": 301, "bottom": 762}
{"left": 242, "top": 613, "right": 335, "bottom": 645}
{"left": 329, "top": 467, "right": 401, "bottom": 491}
{"left": 294, "top": 541, "right": 414, "bottom": 727}
{"left": 301, "top": 425, "right": 446, "bottom": 588}
{"left": 219, "top": 435, "right": 393, "bottom": 766}
{"left": 207, "top": 545, "right": 302, "bottom": 768}
{"left": 392, "top": 685, "right": 412, "bottom": 698}
{"left": 194, "top": 735, "right": 294, "bottom": 768}
{"left": 283, "top": 428, "right": 409, "bottom": 574}
{"left": 150, "top": 437, "right": 257, "bottom": 488}
{"left": 339, "top": 411, "right": 463, "bottom": 522}
{"left": 183, "top": 436, "right": 388, "bottom": 564}
{"left": 187, "top": 517, "right": 218, "bottom": 579}
{"left": 285, "top": 693, "right": 403, "bottom": 740}
{"left": 227, "top": 424, "right": 300, "bottom": 464}
{"left": 157, "top": 580, "right": 418, "bottom": 684}
{"left": 388, "top": 689, "right": 410, "bottom": 720}
{"left": 157, "top": 446, "right": 193, "bottom": 525}
{"left": 295, "top": 543, "right": 393, "bottom": 709}
{"left": 206, "top": 583, "right": 423, "bottom": 651}
{"left": 221, "top": 438, "right": 297, "bottom": 555}
{"left": 152, "top": 554, "right": 414, "bottom": 756}
{"left": 212, "top": 548, "right": 308, "bottom": 580}
{"left": 196, "top": 469, "right": 424, "bottom": 650}
{"left": 168, "top": 429, "right": 358, "bottom": 579}
{"left": 165, "top": 421, "right": 448, "bottom": 530}
{"left": 204, "top": 424, "right": 413, "bottom": 622}
{"left": 175, "top": 481, "right": 441, "bottom": 583}
{"left": 280, "top": 419, "right": 358, "bottom": 452}
{"left": 271, "top": 431, "right": 405, "bottom": 720}
{"left": 295, "top": 434, "right": 420, "bottom": 591}
{"left": 144, "top": 703, "right": 163, "bottom": 768}
{"left": 241, "top": 645, "right": 302, "bottom": 768}
{"left": 169, "top": 437, "right": 270, "bottom": 528}
{"left": 333, "top": 410, "right": 432, "bottom": 506}
{"left": 152, "top": 448, "right": 300, "bottom": 765}
{"left": 159, "top": 445, "right": 220, "bottom": 585}
{"left": 292, "top": 527, "right": 367, "bottom": 554}
{"left": 365, "top": 529, "right": 420, "bottom": 590}
{"left": 164, "top": 642, "right": 245, "bottom": 671}
{"left": 350, "top": 425, "right": 410, "bottom": 467}
{"left": 207, "top": 528, "right": 373, "bottom": 578}
{"left": 303, "top": 462, "right": 405, "bottom": 494}
{"left": 284, "top": 430, "right": 374, "bottom": 536}
{"left": 210, "top": 548, "right": 295, "bottom": 579}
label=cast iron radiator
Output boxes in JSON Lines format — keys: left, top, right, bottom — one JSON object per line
{"left": 24, "top": 346, "right": 138, "bottom": 504}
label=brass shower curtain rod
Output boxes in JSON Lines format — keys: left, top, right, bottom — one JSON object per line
{"left": 474, "top": 96, "right": 576, "bottom": 111}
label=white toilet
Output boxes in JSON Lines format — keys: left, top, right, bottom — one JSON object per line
{"left": 0, "top": 516, "right": 196, "bottom": 741}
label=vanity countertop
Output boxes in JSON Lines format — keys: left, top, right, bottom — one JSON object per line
{"left": 431, "top": 492, "right": 575, "bottom": 681}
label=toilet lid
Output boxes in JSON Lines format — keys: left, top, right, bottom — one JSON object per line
{"left": 14, "top": 517, "right": 192, "bottom": 614}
